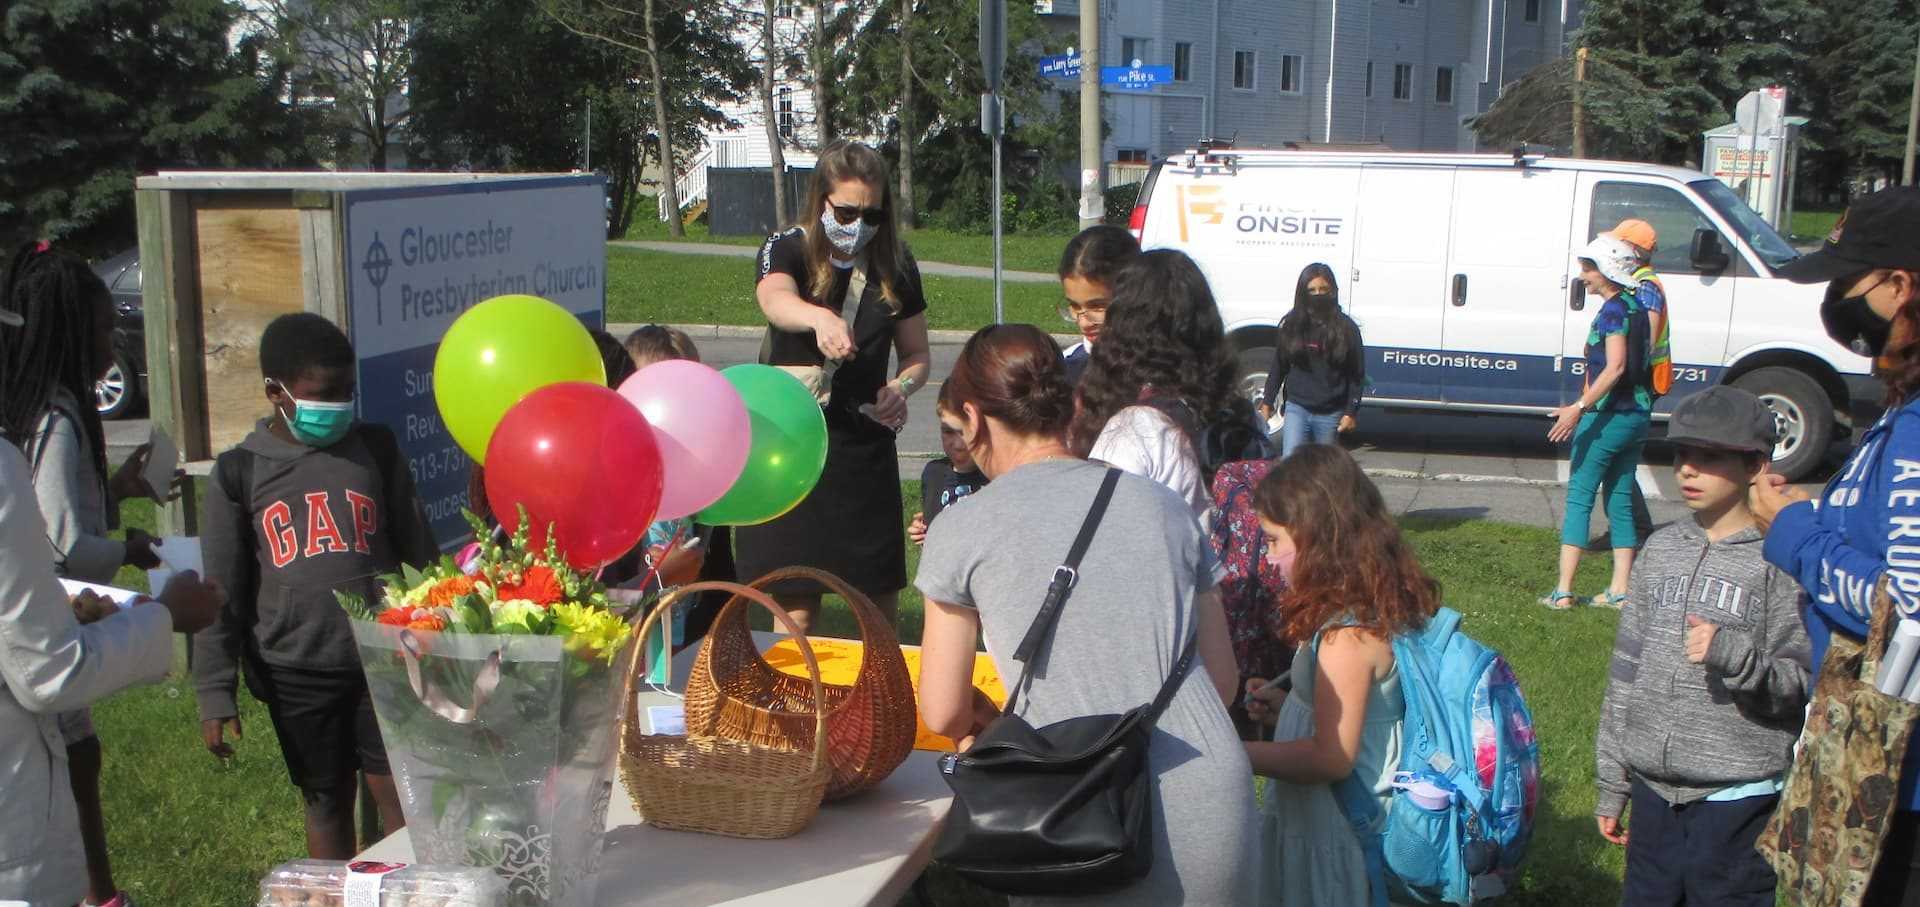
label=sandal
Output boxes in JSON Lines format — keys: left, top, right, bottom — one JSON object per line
{"left": 1589, "top": 592, "right": 1629, "bottom": 610}
{"left": 1538, "top": 590, "right": 1576, "bottom": 611}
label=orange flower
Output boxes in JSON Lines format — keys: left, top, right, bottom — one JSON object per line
{"left": 407, "top": 614, "right": 448, "bottom": 632}
{"left": 376, "top": 608, "right": 412, "bottom": 627}
{"left": 425, "top": 575, "right": 478, "bottom": 607}
{"left": 497, "top": 565, "right": 564, "bottom": 607}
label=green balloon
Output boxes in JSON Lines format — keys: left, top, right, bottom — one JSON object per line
{"left": 433, "top": 295, "right": 605, "bottom": 462}
{"left": 697, "top": 365, "right": 829, "bottom": 526}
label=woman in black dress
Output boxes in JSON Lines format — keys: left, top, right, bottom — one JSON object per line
{"left": 736, "top": 140, "right": 932, "bottom": 633}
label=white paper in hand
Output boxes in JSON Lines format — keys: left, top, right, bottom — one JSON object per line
{"left": 59, "top": 578, "right": 141, "bottom": 610}
{"left": 142, "top": 426, "right": 179, "bottom": 500}
{"left": 154, "top": 536, "right": 203, "bottom": 574}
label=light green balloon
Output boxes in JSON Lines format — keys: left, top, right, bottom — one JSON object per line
{"left": 697, "top": 365, "right": 829, "bottom": 526}
{"left": 433, "top": 295, "right": 605, "bottom": 462}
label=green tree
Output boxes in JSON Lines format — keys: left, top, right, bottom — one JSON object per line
{"left": 247, "top": 0, "right": 413, "bottom": 169}
{"left": 1478, "top": 0, "right": 1815, "bottom": 165}
{"left": 542, "top": 0, "right": 756, "bottom": 236}
{"left": 0, "top": 0, "right": 321, "bottom": 253}
{"left": 1797, "top": 0, "right": 1919, "bottom": 190}
{"left": 840, "top": 0, "right": 1073, "bottom": 231}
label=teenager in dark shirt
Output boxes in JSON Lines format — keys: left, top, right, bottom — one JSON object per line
{"left": 195, "top": 314, "right": 437, "bottom": 859}
{"left": 1258, "top": 263, "right": 1365, "bottom": 458}
{"left": 1057, "top": 226, "right": 1139, "bottom": 386}
{"left": 908, "top": 385, "right": 987, "bottom": 545}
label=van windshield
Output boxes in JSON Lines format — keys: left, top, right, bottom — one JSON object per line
{"left": 1691, "top": 179, "right": 1800, "bottom": 273}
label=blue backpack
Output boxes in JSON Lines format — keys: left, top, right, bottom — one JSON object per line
{"left": 1332, "top": 608, "right": 1541, "bottom": 905}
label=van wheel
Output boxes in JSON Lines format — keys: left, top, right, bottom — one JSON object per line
{"left": 1731, "top": 367, "right": 1832, "bottom": 482}
{"left": 1236, "top": 346, "right": 1276, "bottom": 409}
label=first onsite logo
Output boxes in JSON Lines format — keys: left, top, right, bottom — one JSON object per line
{"left": 363, "top": 231, "right": 392, "bottom": 325}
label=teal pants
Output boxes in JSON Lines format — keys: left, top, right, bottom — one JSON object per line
{"left": 1561, "top": 409, "right": 1651, "bottom": 549}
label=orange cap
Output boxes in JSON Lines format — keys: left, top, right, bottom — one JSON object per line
{"left": 1609, "top": 219, "right": 1658, "bottom": 253}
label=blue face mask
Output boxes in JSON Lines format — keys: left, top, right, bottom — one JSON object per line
{"left": 271, "top": 381, "right": 356, "bottom": 447}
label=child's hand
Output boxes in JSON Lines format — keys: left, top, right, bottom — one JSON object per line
{"left": 202, "top": 716, "right": 242, "bottom": 760}
{"left": 123, "top": 528, "right": 163, "bottom": 570}
{"left": 69, "top": 589, "right": 117, "bottom": 624}
{"left": 646, "top": 544, "right": 704, "bottom": 589}
{"left": 1595, "top": 814, "right": 1628, "bottom": 846}
{"left": 1244, "top": 677, "right": 1286, "bottom": 727}
{"left": 908, "top": 512, "right": 928, "bottom": 546}
{"left": 1684, "top": 615, "right": 1719, "bottom": 664}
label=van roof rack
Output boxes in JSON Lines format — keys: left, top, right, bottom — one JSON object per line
{"left": 1512, "top": 145, "right": 1551, "bottom": 166}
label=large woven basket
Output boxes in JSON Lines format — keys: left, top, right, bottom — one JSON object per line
{"left": 684, "top": 566, "right": 918, "bottom": 800}
{"left": 619, "top": 581, "right": 830, "bottom": 839}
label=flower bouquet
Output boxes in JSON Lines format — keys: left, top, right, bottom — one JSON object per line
{"left": 340, "top": 511, "right": 638, "bottom": 907}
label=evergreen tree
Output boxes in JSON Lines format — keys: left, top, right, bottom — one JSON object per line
{"left": 0, "top": 0, "right": 322, "bottom": 253}
{"left": 1799, "top": 0, "right": 1918, "bottom": 190}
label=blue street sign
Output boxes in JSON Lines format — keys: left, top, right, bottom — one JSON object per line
{"left": 1040, "top": 53, "right": 1082, "bottom": 79}
{"left": 1101, "top": 65, "right": 1172, "bottom": 91}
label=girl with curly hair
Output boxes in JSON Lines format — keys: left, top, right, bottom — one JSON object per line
{"left": 1239, "top": 444, "right": 1440, "bottom": 905}
{"left": 1068, "top": 249, "right": 1253, "bottom": 516}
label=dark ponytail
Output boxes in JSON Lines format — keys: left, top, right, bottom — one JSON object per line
{"left": 945, "top": 324, "right": 1074, "bottom": 438}
{"left": 0, "top": 241, "right": 111, "bottom": 487}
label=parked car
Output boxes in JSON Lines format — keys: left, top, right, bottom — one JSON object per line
{"left": 90, "top": 249, "right": 146, "bottom": 419}
{"left": 1127, "top": 147, "right": 1876, "bottom": 481}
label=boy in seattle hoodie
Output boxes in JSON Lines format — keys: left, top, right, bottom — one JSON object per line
{"left": 193, "top": 313, "right": 436, "bottom": 858}
{"left": 1594, "top": 386, "right": 1811, "bottom": 906}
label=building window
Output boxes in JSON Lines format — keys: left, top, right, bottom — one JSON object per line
{"left": 1279, "top": 54, "right": 1303, "bottom": 94}
{"left": 1364, "top": 62, "right": 1374, "bottom": 98}
{"left": 1397, "top": 0, "right": 1418, "bottom": 5}
{"left": 1120, "top": 36, "right": 1150, "bottom": 67}
{"left": 775, "top": 0, "right": 797, "bottom": 17}
{"left": 1233, "top": 51, "right": 1257, "bottom": 90}
{"left": 1393, "top": 63, "right": 1413, "bottom": 101}
{"left": 1174, "top": 42, "right": 1192, "bottom": 82}
{"left": 1117, "top": 148, "right": 1149, "bottom": 164}
{"left": 1524, "top": 0, "right": 1540, "bottom": 21}
{"left": 1435, "top": 66, "right": 1454, "bottom": 105}
{"left": 777, "top": 86, "right": 794, "bottom": 138}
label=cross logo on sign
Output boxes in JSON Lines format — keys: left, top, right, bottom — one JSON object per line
{"left": 362, "top": 232, "right": 392, "bottom": 325}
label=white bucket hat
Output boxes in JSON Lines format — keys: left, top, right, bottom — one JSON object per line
{"left": 1576, "top": 235, "right": 1641, "bottom": 287}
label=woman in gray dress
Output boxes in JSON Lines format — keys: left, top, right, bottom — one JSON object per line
{"left": 916, "top": 324, "right": 1258, "bottom": 904}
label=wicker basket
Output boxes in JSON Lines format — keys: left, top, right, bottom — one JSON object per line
{"left": 619, "top": 581, "right": 830, "bottom": 840}
{"left": 684, "top": 566, "right": 918, "bottom": 800}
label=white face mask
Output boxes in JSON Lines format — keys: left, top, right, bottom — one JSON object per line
{"left": 820, "top": 206, "right": 878, "bottom": 257}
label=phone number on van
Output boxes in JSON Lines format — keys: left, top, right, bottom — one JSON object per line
{"left": 1381, "top": 350, "right": 1519, "bottom": 371}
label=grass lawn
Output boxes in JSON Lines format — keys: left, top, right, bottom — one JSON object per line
{"left": 91, "top": 493, "right": 1629, "bottom": 905}
{"left": 1789, "top": 208, "right": 1842, "bottom": 243}
{"left": 617, "top": 204, "right": 1073, "bottom": 274}
{"left": 606, "top": 246, "right": 1066, "bottom": 331}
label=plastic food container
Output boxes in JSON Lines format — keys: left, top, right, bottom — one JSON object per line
{"left": 255, "top": 860, "right": 507, "bottom": 907}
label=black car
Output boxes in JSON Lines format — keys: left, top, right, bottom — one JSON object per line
{"left": 90, "top": 249, "right": 146, "bottom": 419}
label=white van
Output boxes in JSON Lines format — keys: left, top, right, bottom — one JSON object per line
{"left": 1128, "top": 147, "right": 1876, "bottom": 480}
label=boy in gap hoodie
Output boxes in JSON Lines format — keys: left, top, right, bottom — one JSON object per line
{"left": 1594, "top": 386, "right": 1811, "bottom": 906}
{"left": 193, "top": 313, "right": 436, "bottom": 859}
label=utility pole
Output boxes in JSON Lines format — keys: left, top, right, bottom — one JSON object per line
{"left": 1572, "top": 47, "right": 1588, "bottom": 159}
{"left": 1078, "top": 0, "right": 1102, "bottom": 229}
{"left": 1904, "top": 22, "right": 1919, "bottom": 185}
{"left": 584, "top": 98, "right": 592, "bottom": 171}
{"left": 980, "top": 0, "right": 1006, "bottom": 323}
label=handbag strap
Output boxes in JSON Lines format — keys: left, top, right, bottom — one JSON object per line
{"left": 1003, "top": 468, "right": 1121, "bottom": 713}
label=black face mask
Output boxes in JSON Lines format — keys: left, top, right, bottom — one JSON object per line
{"left": 1822, "top": 277, "right": 1891, "bottom": 358}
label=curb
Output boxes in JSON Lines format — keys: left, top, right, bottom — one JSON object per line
{"left": 609, "top": 322, "right": 1083, "bottom": 348}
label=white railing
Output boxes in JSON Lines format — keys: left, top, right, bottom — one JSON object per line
{"left": 1108, "top": 162, "right": 1150, "bottom": 187}
{"left": 657, "top": 148, "right": 714, "bottom": 221}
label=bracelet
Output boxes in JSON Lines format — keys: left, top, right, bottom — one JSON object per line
{"left": 896, "top": 374, "right": 922, "bottom": 398}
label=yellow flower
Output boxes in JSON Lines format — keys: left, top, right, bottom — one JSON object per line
{"left": 549, "top": 602, "right": 631, "bottom": 664}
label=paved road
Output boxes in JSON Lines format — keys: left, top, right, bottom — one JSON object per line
{"left": 608, "top": 240, "right": 1057, "bottom": 284}
{"left": 110, "top": 330, "right": 1834, "bottom": 536}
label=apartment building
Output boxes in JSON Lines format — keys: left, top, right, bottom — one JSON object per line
{"left": 1039, "top": 0, "right": 1583, "bottom": 162}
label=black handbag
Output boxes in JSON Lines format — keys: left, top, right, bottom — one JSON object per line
{"left": 931, "top": 468, "right": 1200, "bottom": 895}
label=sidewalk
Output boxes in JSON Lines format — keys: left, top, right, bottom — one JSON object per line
{"left": 609, "top": 240, "right": 1057, "bottom": 283}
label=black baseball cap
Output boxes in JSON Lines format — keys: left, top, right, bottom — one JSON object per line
{"left": 1777, "top": 186, "right": 1920, "bottom": 284}
{"left": 1664, "top": 386, "right": 1779, "bottom": 455}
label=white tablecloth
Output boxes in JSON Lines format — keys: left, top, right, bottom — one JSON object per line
{"left": 355, "top": 632, "right": 953, "bottom": 906}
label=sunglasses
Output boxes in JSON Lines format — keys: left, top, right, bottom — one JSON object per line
{"left": 1058, "top": 299, "right": 1110, "bottom": 322}
{"left": 829, "top": 203, "right": 887, "bottom": 226}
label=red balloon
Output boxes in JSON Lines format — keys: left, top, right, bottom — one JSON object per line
{"left": 483, "top": 382, "right": 664, "bottom": 570}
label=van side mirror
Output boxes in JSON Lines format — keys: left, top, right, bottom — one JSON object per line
{"left": 1690, "top": 229, "right": 1731, "bottom": 274}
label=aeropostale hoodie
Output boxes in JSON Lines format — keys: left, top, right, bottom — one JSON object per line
{"left": 1595, "top": 519, "right": 1812, "bottom": 818}
{"left": 193, "top": 419, "right": 435, "bottom": 722}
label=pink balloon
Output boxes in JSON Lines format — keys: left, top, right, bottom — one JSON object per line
{"left": 617, "top": 360, "right": 751, "bottom": 521}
